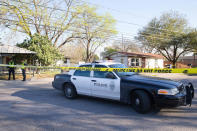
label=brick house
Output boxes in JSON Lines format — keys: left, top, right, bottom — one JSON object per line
{"left": 106, "top": 52, "right": 164, "bottom": 68}
{"left": 0, "top": 44, "right": 36, "bottom": 72}
{"left": 178, "top": 55, "right": 197, "bottom": 68}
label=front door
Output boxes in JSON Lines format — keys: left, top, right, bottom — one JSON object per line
{"left": 71, "top": 65, "right": 92, "bottom": 96}
{"left": 91, "top": 65, "right": 120, "bottom": 100}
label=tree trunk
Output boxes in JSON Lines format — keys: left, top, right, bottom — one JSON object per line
{"left": 172, "top": 60, "right": 176, "bottom": 68}
{"left": 85, "top": 47, "right": 89, "bottom": 62}
{"left": 85, "top": 40, "right": 91, "bottom": 62}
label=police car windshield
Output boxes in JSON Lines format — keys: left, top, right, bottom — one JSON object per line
{"left": 109, "top": 64, "right": 136, "bottom": 76}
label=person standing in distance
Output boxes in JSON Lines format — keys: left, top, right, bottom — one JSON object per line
{"left": 8, "top": 59, "right": 15, "bottom": 80}
{"left": 21, "top": 60, "right": 27, "bottom": 81}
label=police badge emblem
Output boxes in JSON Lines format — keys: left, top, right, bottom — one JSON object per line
{"left": 109, "top": 81, "right": 115, "bottom": 91}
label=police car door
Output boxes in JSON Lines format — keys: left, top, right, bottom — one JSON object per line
{"left": 91, "top": 65, "right": 120, "bottom": 100}
{"left": 71, "top": 65, "right": 92, "bottom": 96}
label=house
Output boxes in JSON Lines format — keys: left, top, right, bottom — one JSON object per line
{"left": 0, "top": 44, "right": 36, "bottom": 71}
{"left": 56, "top": 56, "right": 71, "bottom": 66}
{"left": 106, "top": 52, "right": 164, "bottom": 68}
{"left": 178, "top": 55, "right": 197, "bottom": 68}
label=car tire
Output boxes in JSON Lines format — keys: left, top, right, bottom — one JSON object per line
{"left": 63, "top": 83, "right": 77, "bottom": 99}
{"left": 131, "top": 90, "right": 151, "bottom": 114}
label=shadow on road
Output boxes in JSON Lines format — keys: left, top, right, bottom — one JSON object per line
{"left": 2, "top": 81, "right": 196, "bottom": 130}
{"left": 11, "top": 85, "right": 197, "bottom": 114}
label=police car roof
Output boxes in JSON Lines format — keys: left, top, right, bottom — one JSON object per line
{"left": 97, "top": 62, "right": 122, "bottom": 66}
{"left": 79, "top": 61, "right": 122, "bottom": 66}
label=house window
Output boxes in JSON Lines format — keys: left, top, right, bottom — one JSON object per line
{"left": 0, "top": 56, "right": 2, "bottom": 64}
{"left": 64, "top": 58, "right": 70, "bottom": 64}
{"left": 130, "top": 58, "right": 141, "bottom": 67}
{"left": 155, "top": 59, "right": 158, "bottom": 68}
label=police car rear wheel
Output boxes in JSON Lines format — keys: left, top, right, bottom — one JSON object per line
{"left": 131, "top": 90, "right": 151, "bottom": 114}
{"left": 64, "top": 83, "right": 77, "bottom": 99}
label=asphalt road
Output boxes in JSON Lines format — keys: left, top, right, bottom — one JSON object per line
{"left": 0, "top": 74, "right": 197, "bottom": 131}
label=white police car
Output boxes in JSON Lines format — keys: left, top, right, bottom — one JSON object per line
{"left": 52, "top": 62, "right": 194, "bottom": 113}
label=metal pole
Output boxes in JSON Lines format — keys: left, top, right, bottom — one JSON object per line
{"left": 122, "top": 34, "right": 124, "bottom": 52}
{"left": 194, "top": 53, "right": 196, "bottom": 68}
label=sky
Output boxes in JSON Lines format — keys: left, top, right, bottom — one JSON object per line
{"left": 1, "top": 0, "right": 197, "bottom": 55}
{"left": 84, "top": 0, "right": 197, "bottom": 38}
{"left": 82, "top": 0, "right": 197, "bottom": 55}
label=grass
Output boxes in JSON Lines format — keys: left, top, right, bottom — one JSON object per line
{"left": 0, "top": 71, "right": 60, "bottom": 80}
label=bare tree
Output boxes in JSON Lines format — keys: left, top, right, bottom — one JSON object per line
{"left": 112, "top": 39, "right": 141, "bottom": 52}
{"left": 60, "top": 42, "right": 85, "bottom": 63}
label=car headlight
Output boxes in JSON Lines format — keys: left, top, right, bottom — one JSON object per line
{"left": 158, "top": 88, "right": 179, "bottom": 95}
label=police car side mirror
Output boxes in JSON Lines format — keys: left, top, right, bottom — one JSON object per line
{"left": 105, "top": 72, "right": 116, "bottom": 79}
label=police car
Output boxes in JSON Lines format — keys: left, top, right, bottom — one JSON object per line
{"left": 52, "top": 62, "right": 194, "bottom": 113}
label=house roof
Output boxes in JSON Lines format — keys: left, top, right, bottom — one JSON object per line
{"left": 110, "top": 52, "right": 164, "bottom": 59}
{"left": 179, "top": 55, "right": 197, "bottom": 60}
{"left": 0, "top": 44, "right": 36, "bottom": 54}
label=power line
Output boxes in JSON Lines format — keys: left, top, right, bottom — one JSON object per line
{"left": 0, "top": 16, "right": 132, "bottom": 38}
{"left": 80, "top": 0, "right": 150, "bottom": 19}
{"left": 0, "top": 18, "right": 132, "bottom": 42}
{"left": 0, "top": 18, "right": 180, "bottom": 42}
{"left": 78, "top": 0, "right": 190, "bottom": 35}
{"left": 1, "top": 0, "right": 189, "bottom": 35}
{"left": 0, "top": 17, "right": 181, "bottom": 43}
{"left": 2, "top": 10, "right": 184, "bottom": 39}
{"left": 0, "top": 18, "right": 76, "bottom": 32}
{"left": 6, "top": 0, "right": 68, "bottom": 12}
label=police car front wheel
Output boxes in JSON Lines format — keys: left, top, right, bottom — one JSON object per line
{"left": 63, "top": 83, "right": 77, "bottom": 99}
{"left": 131, "top": 90, "right": 151, "bottom": 114}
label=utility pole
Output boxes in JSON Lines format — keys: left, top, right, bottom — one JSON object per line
{"left": 193, "top": 52, "right": 197, "bottom": 68}
{"left": 121, "top": 34, "right": 124, "bottom": 52}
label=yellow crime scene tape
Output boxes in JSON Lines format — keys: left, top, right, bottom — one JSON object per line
{"left": 0, "top": 64, "right": 197, "bottom": 74}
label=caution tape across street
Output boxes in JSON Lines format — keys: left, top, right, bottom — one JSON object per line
{"left": 0, "top": 64, "right": 197, "bottom": 74}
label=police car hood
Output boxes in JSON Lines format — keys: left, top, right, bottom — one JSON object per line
{"left": 120, "top": 74, "right": 181, "bottom": 88}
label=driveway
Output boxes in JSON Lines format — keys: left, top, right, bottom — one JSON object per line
{"left": 0, "top": 74, "right": 196, "bottom": 131}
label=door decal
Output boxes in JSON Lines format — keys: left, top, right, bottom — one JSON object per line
{"left": 109, "top": 81, "right": 115, "bottom": 91}
{"left": 94, "top": 82, "right": 107, "bottom": 88}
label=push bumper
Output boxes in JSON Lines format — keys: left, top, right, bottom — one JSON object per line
{"left": 52, "top": 81, "right": 63, "bottom": 90}
{"left": 155, "top": 83, "right": 194, "bottom": 107}
{"left": 52, "top": 81, "right": 54, "bottom": 87}
{"left": 52, "top": 81, "right": 58, "bottom": 89}
{"left": 155, "top": 93, "right": 186, "bottom": 107}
